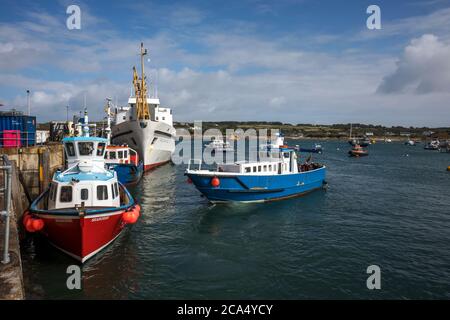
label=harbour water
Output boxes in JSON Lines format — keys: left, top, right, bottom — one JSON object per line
{"left": 21, "top": 140, "right": 450, "bottom": 299}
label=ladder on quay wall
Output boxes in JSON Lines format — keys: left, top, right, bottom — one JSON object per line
{"left": 0, "top": 154, "right": 12, "bottom": 264}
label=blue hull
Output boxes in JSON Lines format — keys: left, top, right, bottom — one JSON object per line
{"left": 186, "top": 167, "right": 326, "bottom": 203}
{"left": 106, "top": 161, "right": 144, "bottom": 185}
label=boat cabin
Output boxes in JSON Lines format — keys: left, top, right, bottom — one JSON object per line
{"left": 105, "top": 145, "right": 139, "bottom": 166}
{"left": 47, "top": 177, "right": 121, "bottom": 210}
{"left": 49, "top": 136, "right": 121, "bottom": 210}
{"left": 63, "top": 136, "right": 108, "bottom": 169}
{"left": 190, "top": 148, "right": 321, "bottom": 176}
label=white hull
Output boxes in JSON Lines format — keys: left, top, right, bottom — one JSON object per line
{"left": 111, "top": 119, "right": 175, "bottom": 170}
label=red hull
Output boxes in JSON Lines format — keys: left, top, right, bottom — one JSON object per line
{"left": 36, "top": 211, "right": 126, "bottom": 262}
{"left": 143, "top": 160, "right": 170, "bottom": 172}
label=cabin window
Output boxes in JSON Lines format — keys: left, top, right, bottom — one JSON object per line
{"left": 124, "top": 150, "right": 128, "bottom": 159}
{"left": 245, "top": 167, "right": 251, "bottom": 173}
{"left": 60, "top": 186, "right": 73, "bottom": 203}
{"left": 111, "top": 184, "right": 116, "bottom": 199}
{"left": 97, "top": 143, "right": 106, "bottom": 156}
{"left": 263, "top": 165, "right": 267, "bottom": 172}
{"left": 109, "top": 151, "right": 116, "bottom": 159}
{"left": 114, "top": 183, "right": 119, "bottom": 198}
{"left": 253, "top": 166, "right": 257, "bottom": 173}
{"left": 78, "top": 142, "right": 94, "bottom": 156}
{"left": 284, "top": 152, "right": 290, "bottom": 158}
{"left": 118, "top": 151, "right": 124, "bottom": 159}
{"left": 151, "top": 137, "right": 158, "bottom": 145}
{"left": 258, "top": 166, "right": 261, "bottom": 172}
{"left": 97, "top": 185, "right": 108, "bottom": 200}
{"left": 80, "top": 189, "right": 89, "bottom": 201}
{"left": 269, "top": 165, "right": 272, "bottom": 171}
{"left": 65, "top": 143, "right": 75, "bottom": 157}
{"left": 162, "top": 117, "right": 165, "bottom": 121}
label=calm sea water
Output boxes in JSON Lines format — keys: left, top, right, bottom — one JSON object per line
{"left": 21, "top": 140, "right": 450, "bottom": 299}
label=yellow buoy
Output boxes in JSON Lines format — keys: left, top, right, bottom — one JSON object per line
{"left": 447, "top": 166, "right": 450, "bottom": 171}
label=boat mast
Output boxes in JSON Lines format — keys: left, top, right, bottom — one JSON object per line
{"left": 133, "top": 42, "right": 150, "bottom": 120}
{"left": 104, "top": 98, "right": 112, "bottom": 142}
{"left": 82, "top": 108, "right": 90, "bottom": 137}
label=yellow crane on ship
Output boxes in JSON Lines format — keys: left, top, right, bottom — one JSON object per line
{"left": 133, "top": 42, "right": 150, "bottom": 120}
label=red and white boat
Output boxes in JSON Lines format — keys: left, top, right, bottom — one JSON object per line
{"left": 111, "top": 43, "right": 176, "bottom": 171}
{"left": 25, "top": 112, "right": 140, "bottom": 263}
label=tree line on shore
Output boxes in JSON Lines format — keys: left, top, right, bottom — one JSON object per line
{"left": 173, "top": 121, "right": 450, "bottom": 139}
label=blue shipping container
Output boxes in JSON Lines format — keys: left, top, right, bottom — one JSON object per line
{"left": 0, "top": 115, "right": 36, "bottom": 147}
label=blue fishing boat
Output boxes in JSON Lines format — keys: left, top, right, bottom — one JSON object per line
{"left": 185, "top": 147, "right": 326, "bottom": 203}
{"left": 102, "top": 99, "right": 143, "bottom": 185}
{"left": 105, "top": 145, "right": 143, "bottom": 185}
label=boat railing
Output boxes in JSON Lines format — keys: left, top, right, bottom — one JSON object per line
{"left": 187, "top": 159, "right": 202, "bottom": 171}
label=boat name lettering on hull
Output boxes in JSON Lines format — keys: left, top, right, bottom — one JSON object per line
{"left": 91, "top": 216, "right": 110, "bottom": 222}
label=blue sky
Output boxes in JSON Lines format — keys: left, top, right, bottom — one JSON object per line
{"left": 1, "top": 0, "right": 450, "bottom": 126}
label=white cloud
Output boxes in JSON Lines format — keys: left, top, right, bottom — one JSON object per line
{"left": 377, "top": 34, "right": 450, "bottom": 94}
{"left": 1, "top": 4, "right": 450, "bottom": 127}
{"left": 1, "top": 74, "right": 129, "bottom": 122}
{"left": 356, "top": 7, "right": 450, "bottom": 41}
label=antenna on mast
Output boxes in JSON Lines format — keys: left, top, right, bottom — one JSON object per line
{"left": 26, "top": 90, "right": 31, "bottom": 116}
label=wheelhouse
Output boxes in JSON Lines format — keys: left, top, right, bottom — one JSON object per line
{"left": 188, "top": 148, "right": 322, "bottom": 176}
{"left": 48, "top": 136, "right": 123, "bottom": 210}
{"left": 216, "top": 148, "right": 299, "bottom": 175}
{"left": 63, "top": 136, "right": 108, "bottom": 167}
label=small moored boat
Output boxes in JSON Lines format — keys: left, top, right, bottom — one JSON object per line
{"left": 349, "top": 144, "right": 368, "bottom": 157}
{"left": 299, "top": 143, "right": 323, "bottom": 154}
{"left": 204, "top": 139, "right": 234, "bottom": 152}
{"left": 185, "top": 147, "right": 326, "bottom": 203}
{"left": 103, "top": 99, "right": 143, "bottom": 185}
{"left": 424, "top": 139, "right": 440, "bottom": 150}
{"left": 105, "top": 145, "right": 143, "bottom": 185}
{"left": 25, "top": 113, "right": 140, "bottom": 263}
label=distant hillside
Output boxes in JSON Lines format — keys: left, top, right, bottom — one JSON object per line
{"left": 174, "top": 121, "right": 450, "bottom": 139}
{"left": 37, "top": 120, "right": 450, "bottom": 140}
